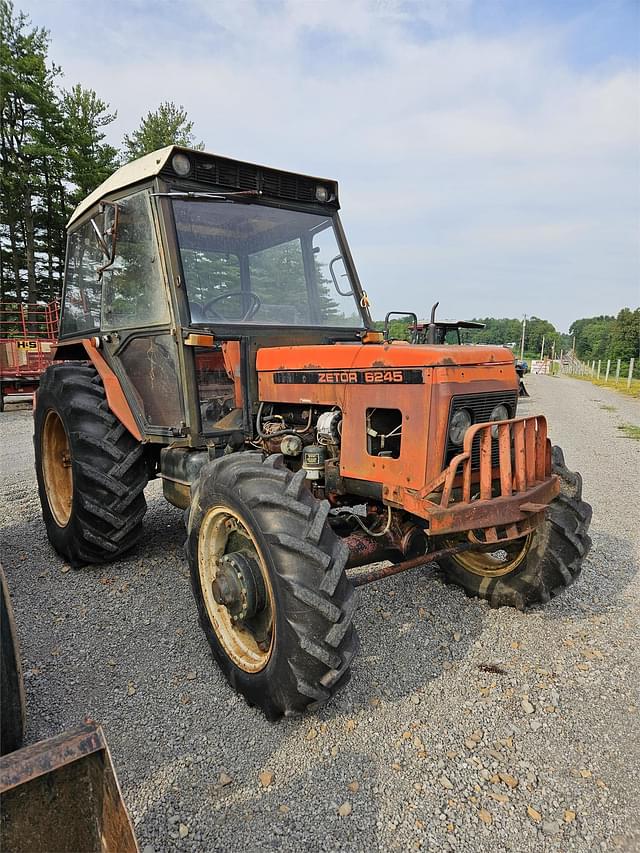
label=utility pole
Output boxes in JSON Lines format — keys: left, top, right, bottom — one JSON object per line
{"left": 540, "top": 335, "right": 545, "bottom": 360}
{"left": 520, "top": 315, "right": 527, "bottom": 362}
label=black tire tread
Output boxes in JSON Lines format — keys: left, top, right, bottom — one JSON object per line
{"left": 0, "top": 567, "right": 26, "bottom": 755}
{"left": 186, "top": 452, "right": 359, "bottom": 719}
{"left": 438, "top": 445, "right": 592, "bottom": 610}
{"left": 34, "top": 363, "right": 148, "bottom": 567}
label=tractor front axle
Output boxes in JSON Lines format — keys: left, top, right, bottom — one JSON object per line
{"left": 347, "top": 541, "right": 479, "bottom": 587}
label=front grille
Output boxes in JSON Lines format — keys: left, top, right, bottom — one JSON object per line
{"left": 445, "top": 392, "right": 518, "bottom": 469}
{"left": 161, "top": 155, "right": 336, "bottom": 206}
{"left": 262, "top": 169, "right": 317, "bottom": 202}
{"left": 191, "top": 159, "right": 259, "bottom": 190}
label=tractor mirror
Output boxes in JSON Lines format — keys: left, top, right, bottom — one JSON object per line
{"left": 383, "top": 311, "right": 418, "bottom": 343}
{"left": 96, "top": 202, "right": 120, "bottom": 278}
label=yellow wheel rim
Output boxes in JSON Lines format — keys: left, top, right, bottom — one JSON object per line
{"left": 41, "top": 409, "right": 73, "bottom": 527}
{"left": 447, "top": 533, "right": 533, "bottom": 578}
{"left": 198, "top": 506, "right": 274, "bottom": 673}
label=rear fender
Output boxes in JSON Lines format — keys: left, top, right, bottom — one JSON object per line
{"left": 53, "top": 339, "right": 142, "bottom": 442}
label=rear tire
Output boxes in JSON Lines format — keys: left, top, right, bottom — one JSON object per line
{"left": 1, "top": 566, "right": 26, "bottom": 755}
{"left": 186, "top": 453, "right": 359, "bottom": 720}
{"left": 34, "top": 363, "right": 148, "bottom": 567}
{"left": 438, "top": 446, "right": 592, "bottom": 609}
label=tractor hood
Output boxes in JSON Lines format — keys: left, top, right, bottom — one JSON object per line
{"left": 256, "top": 343, "right": 514, "bottom": 373}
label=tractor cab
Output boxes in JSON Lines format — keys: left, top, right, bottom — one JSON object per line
{"left": 56, "top": 145, "right": 372, "bottom": 446}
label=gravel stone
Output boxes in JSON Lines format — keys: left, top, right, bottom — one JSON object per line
{"left": 543, "top": 820, "right": 561, "bottom": 836}
{"left": 1, "top": 374, "right": 639, "bottom": 852}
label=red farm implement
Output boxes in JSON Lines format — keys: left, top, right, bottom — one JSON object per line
{"left": 0, "top": 302, "right": 59, "bottom": 410}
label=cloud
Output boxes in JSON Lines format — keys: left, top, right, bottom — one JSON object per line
{"left": 21, "top": 0, "right": 640, "bottom": 329}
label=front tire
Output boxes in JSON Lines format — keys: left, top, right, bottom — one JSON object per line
{"left": 34, "top": 363, "right": 148, "bottom": 567}
{"left": 1, "top": 566, "right": 26, "bottom": 755}
{"left": 186, "top": 453, "right": 359, "bottom": 720}
{"left": 438, "top": 446, "right": 592, "bottom": 609}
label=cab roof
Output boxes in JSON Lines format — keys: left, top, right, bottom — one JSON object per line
{"left": 67, "top": 145, "right": 175, "bottom": 228}
{"left": 66, "top": 145, "right": 339, "bottom": 229}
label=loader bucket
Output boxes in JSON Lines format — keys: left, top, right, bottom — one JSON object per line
{"left": 0, "top": 721, "right": 139, "bottom": 853}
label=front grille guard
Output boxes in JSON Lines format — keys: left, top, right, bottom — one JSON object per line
{"left": 439, "top": 414, "right": 551, "bottom": 504}
{"left": 420, "top": 415, "right": 555, "bottom": 542}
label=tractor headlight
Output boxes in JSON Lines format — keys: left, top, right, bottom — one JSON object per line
{"left": 449, "top": 409, "right": 472, "bottom": 445}
{"left": 490, "top": 404, "right": 510, "bottom": 438}
{"left": 172, "top": 153, "right": 192, "bottom": 177}
{"left": 315, "top": 185, "right": 329, "bottom": 202}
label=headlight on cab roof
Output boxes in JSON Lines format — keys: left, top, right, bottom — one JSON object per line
{"left": 172, "top": 153, "right": 192, "bottom": 177}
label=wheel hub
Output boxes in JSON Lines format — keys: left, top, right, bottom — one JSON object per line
{"left": 211, "top": 552, "right": 266, "bottom": 622}
{"left": 41, "top": 409, "right": 73, "bottom": 527}
{"left": 445, "top": 533, "right": 533, "bottom": 577}
{"left": 198, "top": 505, "right": 275, "bottom": 673}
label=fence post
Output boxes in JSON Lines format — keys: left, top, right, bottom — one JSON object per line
{"left": 628, "top": 358, "right": 635, "bottom": 390}
{"left": 597, "top": 360, "right": 601, "bottom": 380}
{"left": 591, "top": 360, "right": 595, "bottom": 376}
{"left": 615, "top": 359, "right": 621, "bottom": 384}
{"left": 605, "top": 360, "right": 611, "bottom": 383}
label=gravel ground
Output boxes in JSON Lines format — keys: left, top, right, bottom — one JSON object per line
{"left": 1, "top": 373, "right": 639, "bottom": 853}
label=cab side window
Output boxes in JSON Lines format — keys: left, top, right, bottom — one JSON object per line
{"left": 101, "top": 191, "right": 169, "bottom": 330}
{"left": 60, "top": 223, "right": 103, "bottom": 335}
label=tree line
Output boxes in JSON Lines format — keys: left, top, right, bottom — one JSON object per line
{"left": 464, "top": 311, "right": 640, "bottom": 366}
{"left": 0, "top": 0, "right": 201, "bottom": 309}
{"left": 377, "top": 309, "right": 639, "bottom": 367}
{"left": 568, "top": 309, "right": 639, "bottom": 365}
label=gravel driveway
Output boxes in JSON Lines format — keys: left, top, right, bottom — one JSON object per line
{"left": 1, "top": 374, "right": 638, "bottom": 852}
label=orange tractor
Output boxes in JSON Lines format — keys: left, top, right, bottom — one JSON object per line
{"left": 34, "top": 146, "right": 592, "bottom": 719}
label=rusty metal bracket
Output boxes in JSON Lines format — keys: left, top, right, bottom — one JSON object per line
{"left": 347, "top": 541, "right": 479, "bottom": 587}
{"left": 0, "top": 721, "right": 139, "bottom": 853}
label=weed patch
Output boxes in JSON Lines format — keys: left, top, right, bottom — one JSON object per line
{"left": 617, "top": 423, "right": 640, "bottom": 441}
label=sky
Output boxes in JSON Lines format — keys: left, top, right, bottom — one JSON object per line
{"left": 18, "top": 0, "right": 640, "bottom": 332}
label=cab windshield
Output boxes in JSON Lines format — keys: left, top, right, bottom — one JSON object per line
{"left": 172, "top": 199, "right": 364, "bottom": 327}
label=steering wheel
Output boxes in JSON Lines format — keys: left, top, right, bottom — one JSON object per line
{"left": 202, "top": 291, "right": 261, "bottom": 322}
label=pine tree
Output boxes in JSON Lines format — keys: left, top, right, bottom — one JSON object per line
{"left": 122, "top": 102, "right": 204, "bottom": 161}
{"left": 61, "top": 85, "right": 119, "bottom": 206}
{"left": 0, "top": 0, "right": 61, "bottom": 305}
{"left": 0, "top": 2, "right": 118, "bottom": 309}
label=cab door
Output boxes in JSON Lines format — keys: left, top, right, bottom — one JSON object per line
{"left": 99, "top": 189, "right": 184, "bottom": 435}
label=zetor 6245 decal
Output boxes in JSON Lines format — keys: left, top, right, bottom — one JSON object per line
{"left": 273, "top": 368, "right": 423, "bottom": 384}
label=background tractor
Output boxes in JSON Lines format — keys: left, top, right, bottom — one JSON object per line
{"left": 33, "top": 146, "right": 592, "bottom": 719}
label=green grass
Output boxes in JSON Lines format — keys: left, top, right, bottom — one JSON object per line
{"left": 568, "top": 373, "right": 640, "bottom": 399}
{"left": 600, "top": 404, "right": 617, "bottom": 412}
{"left": 617, "top": 423, "right": 640, "bottom": 441}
